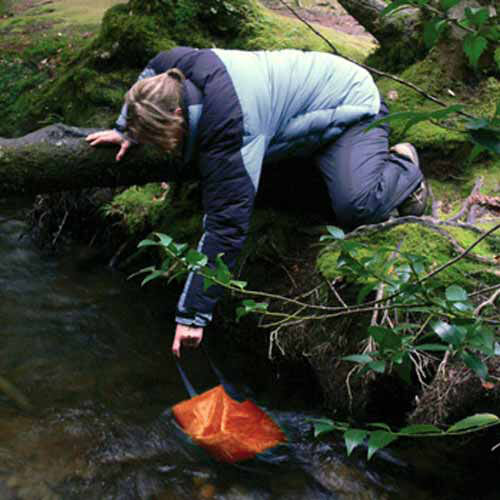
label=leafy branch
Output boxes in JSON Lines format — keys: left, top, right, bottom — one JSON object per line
{"left": 311, "top": 412, "right": 500, "bottom": 460}
{"left": 132, "top": 221, "right": 499, "bottom": 382}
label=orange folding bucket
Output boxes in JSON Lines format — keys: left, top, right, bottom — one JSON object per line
{"left": 172, "top": 354, "right": 286, "bottom": 464}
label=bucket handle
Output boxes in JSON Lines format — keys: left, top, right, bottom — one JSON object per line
{"left": 175, "top": 346, "right": 244, "bottom": 402}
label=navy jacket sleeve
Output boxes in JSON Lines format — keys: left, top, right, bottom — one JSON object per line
{"left": 173, "top": 49, "right": 267, "bottom": 327}
{"left": 175, "top": 140, "right": 265, "bottom": 327}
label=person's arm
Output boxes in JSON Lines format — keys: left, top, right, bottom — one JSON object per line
{"left": 172, "top": 135, "right": 267, "bottom": 356}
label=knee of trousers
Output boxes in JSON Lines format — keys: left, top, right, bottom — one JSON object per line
{"left": 333, "top": 198, "right": 384, "bottom": 230}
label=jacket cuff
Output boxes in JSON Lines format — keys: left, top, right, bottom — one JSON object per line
{"left": 176, "top": 311, "right": 212, "bottom": 328}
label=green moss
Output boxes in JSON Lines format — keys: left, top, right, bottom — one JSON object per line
{"left": 317, "top": 222, "right": 498, "bottom": 291}
{"left": 236, "top": 5, "right": 375, "bottom": 61}
{"left": 0, "top": 1, "right": 10, "bottom": 15}
{"left": 92, "top": 4, "right": 176, "bottom": 67}
{"left": 375, "top": 47, "right": 500, "bottom": 179}
{"left": 103, "top": 184, "right": 171, "bottom": 235}
{"left": 104, "top": 182, "right": 204, "bottom": 242}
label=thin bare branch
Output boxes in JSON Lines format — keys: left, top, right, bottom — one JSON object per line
{"left": 276, "top": 0, "right": 477, "bottom": 120}
{"left": 277, "top": 0, "right": 339, "bottom": 54}
{"left": 474, "top": 288, "right": 500, "bottom": 316}
{"left": 446, "top": 176, "right": 483, "bottom": 223}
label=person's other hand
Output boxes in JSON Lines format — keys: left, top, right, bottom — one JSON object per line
{"left": 172, "top": 324, "right": 204, "bottom": 358}
{"left": 86, "top": 130, "right": 131, "bottom": 161}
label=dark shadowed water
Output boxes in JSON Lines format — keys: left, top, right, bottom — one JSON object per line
{"left": 0, "top": 198, "right": 493, "bottom": 500}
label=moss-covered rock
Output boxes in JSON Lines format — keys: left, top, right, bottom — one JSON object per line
{"left": 319, "top": 222, "right": 498, "bottom": 286}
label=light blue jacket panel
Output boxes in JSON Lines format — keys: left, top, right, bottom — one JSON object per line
{"left": 212, "top": 49, "right": 381, "bottom": 176}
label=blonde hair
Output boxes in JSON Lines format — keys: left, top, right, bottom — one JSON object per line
{"left": 125, "top": 68, "right": 186, "bottom": 156}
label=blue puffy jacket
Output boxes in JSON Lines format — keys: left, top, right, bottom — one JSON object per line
{"left": 116, "top": 47, "right": 380, "bottom": 327}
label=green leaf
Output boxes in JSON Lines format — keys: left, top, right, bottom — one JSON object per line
{"left": 344, "top": 429, "right": 368, "bottom": 456}
{"left": 440, "top": 0, "right": 461, "bottom": 10}
{"left": 365, "top": 105, "right": 464, "bottom": 135}
{"left": 447, "top": 413, "right": 499, "bottom": 433}
{"left": 326, "top": 225, "right": 345, "bottom": 240}
{"left": 461, "top": 352, "right": 488, "bottom": 379}
{"left": 137, "top": 239, "right": 160, "bottom": 248}
{"left": 463, "top": 34, "right": 488, "bottom": 68}
{"left": 399, "top": 424, "right": 441, "bottom": 434}
{"left": 313, "top": 419, "right": 335, "bottom": 438}
{"left": 467, "top": 144, "right": 486, "bottom": 164}
{"left": 203, "top": 269, "right": 217, "bottom": 291}
{"left": 341, "top": 240, "right": 365, "bottom": 253}
{"left": 381, "top": 0, "right": 413, "bottom": 17}
{"left": 128, "top": 265, "right": 156, "bottom": 280}
{"left": 367, "top": 431, "right": 398, "bottom": 460}
{"left": 431, "top": 320, "right": 464, "bottom": 347}
{"left": 417, "top": 343, "right": 449, "bottom": 352}
{"left": 446, "top": 285, "right": 468, "bottom": 302}
{"left": 452, "top": 302, "right": 472, "bottom": 312}
{"left": 153, "top": 232, "right": 173, "bottom": 247}
{"left": 342, "top": 354, "right": 373, "bottom": 364}
{"left": 469, "top": 127, "right": 500, "bottom": 154}
{"left": 368, "top": 422, "right": 392, "bottom": 431}
{"left": 431, "top": 319, "right": 453, "bottom": 338}
{"left": 141, "top": 270, "right": 164, "bottom": 286}
{"left": 185, "top": 249, "right": 208, "bottom": 268}
{"left": 236, "top": 299, "right": 268, "bottom": 321}
{"left": 369, "top": 326, "right": 402, "bottom": 351}
{"left": 215, "top": 255, "right": 232, "bottom": 284}
{"left": 367, "top": 360, "right": 386, "bottom": 374}
{"left": 171, "top": 242, "right": 188, "bottom": 256}
{"left": 230, "top": 280, "right": 247, "bottom": 290}
{"left": 495, "top": 342, "right": 500, "bottom": 356}
{"left": 424, "top": 18, "right": 447, "bottom": 48}
{"left": 235, "top": 307, "right": 246, "bottom": 322}
{"left": 465, "top": 324, "right": 493, "bottom": 352}
{"left": 464, "top": 7, "right": 490, "bottom": 27}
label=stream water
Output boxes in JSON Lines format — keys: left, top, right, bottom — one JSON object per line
{"left": 0, "top": 198, "right": 496, "bottom": 500}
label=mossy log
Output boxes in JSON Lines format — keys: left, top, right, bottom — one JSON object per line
{"left": 336, "top": 0, "right": 421, "bottom": 42}
{"left": 0, "top": 125, "right": 176, "bottom": 196}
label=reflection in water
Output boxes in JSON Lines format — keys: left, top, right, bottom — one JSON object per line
{"left": 0, "top": 200, "right": 453, "bottom": 499}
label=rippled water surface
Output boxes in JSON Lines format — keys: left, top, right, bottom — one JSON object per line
{"left": 0, "top": 199, "right": 488, "bottom": 500}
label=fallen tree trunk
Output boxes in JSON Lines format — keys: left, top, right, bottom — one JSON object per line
{"left": 0, "top": 124, "right": 175, "bottom": 197}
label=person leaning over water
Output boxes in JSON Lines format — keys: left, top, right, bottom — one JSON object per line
{"left": 86, "top": 47, "right": 428, "bottom": 358}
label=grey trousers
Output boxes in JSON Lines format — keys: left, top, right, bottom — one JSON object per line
{"left": 315, "top": 101, "right": 423, "bottom": 230}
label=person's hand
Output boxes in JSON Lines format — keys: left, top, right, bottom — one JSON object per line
{"left": 172, "top": 324, "right": 204, "bottom": 358}
{"left": 86, "top": 129, "right": 131, "bottom": 161}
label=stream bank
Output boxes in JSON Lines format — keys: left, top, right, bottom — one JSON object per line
{"left": 1, "top": 199, "right": 499, "bottom": 500}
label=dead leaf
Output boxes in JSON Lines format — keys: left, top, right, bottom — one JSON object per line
{"left": 387, "top": 90, "right": 399, "bottom": 101}
{"left": 482, "top": 381, "right": 495, "bottom": 390}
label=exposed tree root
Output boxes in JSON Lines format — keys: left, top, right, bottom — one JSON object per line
{"left": 409, "top": 357, "right": 500, "bottom": 426}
